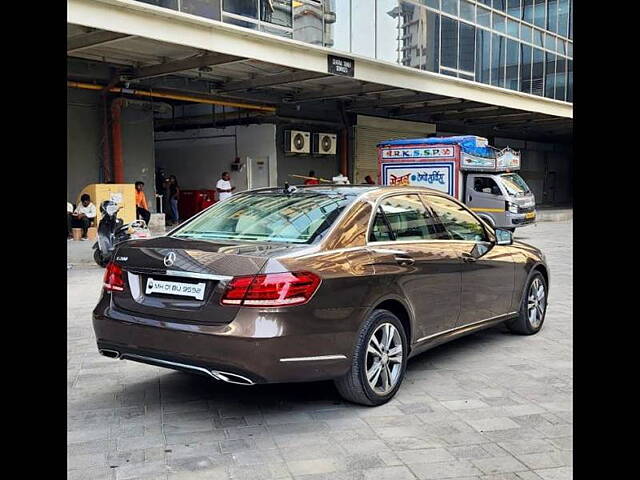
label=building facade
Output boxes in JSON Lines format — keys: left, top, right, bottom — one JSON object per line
{"left": 67, "top": 0, "right": 573, "bottom": 209}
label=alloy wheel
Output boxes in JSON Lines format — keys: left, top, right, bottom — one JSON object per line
{"left": 527, "top": 277, "right": 546, "bottom": 329}
{"left": 365, "top": 322, "right": 403, "bottom": 395}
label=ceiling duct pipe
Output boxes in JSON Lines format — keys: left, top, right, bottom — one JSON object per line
{"left": 67, "top": 81, "right": 276, "bottom": 113}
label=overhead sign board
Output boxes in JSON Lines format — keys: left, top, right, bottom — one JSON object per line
{"left": 381, "top": 147, "right": 455, "bottom": 159}
{"left": 328, "top": 55, "right": 354, "bottom": 77}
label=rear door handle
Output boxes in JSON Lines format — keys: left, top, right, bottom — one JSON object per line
{"left": 461, "top": 253, "right": 477, "bottom": 263}
{"left": 394, "top": 255, "right": 415, "bottom": 267}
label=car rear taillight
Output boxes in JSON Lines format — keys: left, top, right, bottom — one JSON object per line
{"left": 103, "top": 262, "right": 125, "bottom": 292}
{"left": 221, "top": 271, "right": 321, "bottom": 307}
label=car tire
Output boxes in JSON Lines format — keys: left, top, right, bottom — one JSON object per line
{"left": 334, "top": 309, "right": 408, "bottom": 406}
{"left": 506, "top": 271, "right": 547, "bottom": 335}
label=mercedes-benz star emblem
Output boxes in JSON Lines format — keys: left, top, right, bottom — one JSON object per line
{"left": 164, "top": 251, "right": 176, "bottom": 267}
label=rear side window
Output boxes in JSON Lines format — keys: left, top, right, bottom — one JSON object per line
{"left": 369, "top": 194, "right": 444, "bottom": 242}
{"left": 424, "top": 195, "right": 488, "bottom": 242}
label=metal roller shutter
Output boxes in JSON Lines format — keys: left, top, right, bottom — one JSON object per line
{"left": 354, "top": 116, "right": 436, "bottom": 184}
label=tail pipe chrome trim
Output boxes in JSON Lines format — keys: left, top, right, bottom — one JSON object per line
{"left": 99, "top": 349, "right": 121, "bottom": 359}
{"left": 116, "top": 353, "right": 255, "bottom": 386}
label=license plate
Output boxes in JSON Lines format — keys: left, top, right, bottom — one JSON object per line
{"left": 525, "top": 212, "right": 536, "bottom": 219}
{"left": 145, "top": 278, "right": 206, "bottom": 300}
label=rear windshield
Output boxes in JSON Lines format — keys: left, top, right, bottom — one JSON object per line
{"left": 499, "top": 173, "right": 531, "bottom": 196}
{"left": 171, "top": 192, "right": 355, "bottom": 244}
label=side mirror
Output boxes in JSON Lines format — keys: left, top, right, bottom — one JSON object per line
{"left": 495, "top": 228, "right": 513, "bottom": 246}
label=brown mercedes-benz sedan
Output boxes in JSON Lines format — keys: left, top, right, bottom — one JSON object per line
{"left": 93, "top": 185, "right": 549, "bottom": 405}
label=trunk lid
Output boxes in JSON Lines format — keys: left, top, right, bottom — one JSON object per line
{"left": 110, "top": 236, "right": 301, "bottom": 324}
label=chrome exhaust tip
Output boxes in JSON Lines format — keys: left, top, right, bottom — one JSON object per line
{"left": 99, "top": 349, "right": 121, "bottom": 359}
{"left": 210, "top": 370, "right": 255, "bottom": 386}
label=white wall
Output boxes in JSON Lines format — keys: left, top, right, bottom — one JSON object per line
{"left": 155, "top": 124, "right": 277, "bottom": 192}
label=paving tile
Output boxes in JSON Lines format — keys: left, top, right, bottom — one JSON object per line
{"left": 67, "top": 221, "right": 573, "bottom": 480}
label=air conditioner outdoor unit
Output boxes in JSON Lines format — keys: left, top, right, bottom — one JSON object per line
{"left": 285, "top": 130, "right": 311, "bottom": 153}
{"left": 313, "top": 132, "right": 337, "bottom": 155}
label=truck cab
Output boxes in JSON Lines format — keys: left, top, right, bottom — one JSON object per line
{"left": 377, "top": 135, "right": 536, "bottom": 231}
{"left": 466, "top": 172, "right": 536, "bottom": 230}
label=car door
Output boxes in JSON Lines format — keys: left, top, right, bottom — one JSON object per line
{"left": 422, "top": 194, "right": 515, "bottom": 326}
{"left": 466, "top": 175, "right": 507, "bottom": 219}
{"left": 367, "top": 193, "right": 463, "bottom": 342}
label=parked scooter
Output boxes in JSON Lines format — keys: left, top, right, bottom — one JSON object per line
{"left": 93, "top": 200, "right": 149, "bottom": 267}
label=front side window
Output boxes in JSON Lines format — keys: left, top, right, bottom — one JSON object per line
{"left": 425, "top": 195, "right": 488, "bottom": 242}
{"left": 369, "top": 194, "right": 445, "bottom": 242}
{"left": 474, "top": 177, "right": 501, "bottom": 195}
{"left": 172, "top": 192, "right": 353, "bottom": 244}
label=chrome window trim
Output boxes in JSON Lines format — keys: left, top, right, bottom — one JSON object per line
{"left": 279, "top": 354, "right": 347, "bottom": 362}
{"left": 415, "top": 312, "right": 518, "bottom": 343}
{"left": 165, "top": 270, "right": 233, "bottom": 281}
{"left": 365, "top": 190, "right": 497, "bottom": 247}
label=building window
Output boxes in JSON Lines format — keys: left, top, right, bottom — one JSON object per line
{"left": 477, "top": 6, "right": 491, "bottom": 28}
{"left": 557, "top": 0, "right": 569, "bottom": 38}
{"left": 531, "top": 47, "right": 544, "bottom": 95}
{"left": 546, "top": 0, "right": 558, "bottom": 33}
{"left": 377, "top": 0, "right": 401, "bottom": 63}
{"left": 136, "top": 0, "right": 178, "bottom": 10}
{"left": 459, "top": 22, "right": 475, "bottom": 74}
{"left": 324, "top": 0, "right": 350, "bottom": 51}
{"left": 441, "top": 16, "right": 459, "bottom": 69}
{"left": 425, "top": 10, "right": 441, "bottom": 72}
{"left": 493, "top": 0, "right": 506, "bottom": 12}
{"left": 263, "top": 0, "right": 292, "bottom": 28}
{"left": 533, "top": 28, "right": 543, "bottom": 47}
{"left": 544, "top": 52, "right": 556, "bottom": 99}
{"left": 493, "top": 12, "right": 506, "bottom": 33}
{"left": 520, "top": 43, "right": 532, "bottom": 93}
{"left": 491, "top": 33, "right": 505, "bottom": 87}
{"left": 554, "top": 55, "right": 566, "bottom": 101}
{"left": 352, "top": 0, "right": 375, "bottom": 57}
{"left": 521, "top": 24, "right": 532, "bottom": 43}
{"left": 223, "top": 0, "right": 258, "bottom": 18}
{"left": 566, "top": 58, "right": 572, "bottom": 102}
{"left": 522, "top": 0, "right": 534, "bottom": 23}
{"left": 460, "top": 0, "right": 475, "bottom": 23}
{"left": 506, "top": 18, "right": 519, "bottom": 37}
{"left": 507, "top": 0, "right": 521, "bottom": 19}
{"left": 533, "top": 0, "right": 545, "bottom": 29}
{"left": 182, "top": 0, "right": 221, "bottom": 20}
{"left": 476, "top": 28, "right": 491, "bottom": 84}
{"left": 442, "top": 0, "right": 458, "bottom": 16}
{"left": 505, "top": 38, "right": 519, "bottom": 91}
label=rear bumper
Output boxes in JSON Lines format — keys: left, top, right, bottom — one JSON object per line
{"left": 93, "top": 297, "right": 364, "bottom": 384}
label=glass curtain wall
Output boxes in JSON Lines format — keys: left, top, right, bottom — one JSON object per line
{"left": 132, "top": 0, "right": 573, "bottom": 102}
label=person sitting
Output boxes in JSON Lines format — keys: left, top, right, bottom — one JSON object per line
{"left": 304, "top": 170, "right": 320, "bottom": 185}
{"left": 72, "top": 194, "right": 96, "bottom": 240}
{"left": 364, "top": 175, "right": 376, "bottom": 185}
{"left": 67, "top": 202, "right": 74, "bottom": 240}
{"left": 135, "top": 181, "right": 151, "bottom": 225}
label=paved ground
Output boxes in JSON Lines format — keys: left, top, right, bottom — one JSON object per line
{"left": 67, "top": 221, "right": 572, "bottom": 480}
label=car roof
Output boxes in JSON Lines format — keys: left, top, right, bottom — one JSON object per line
{"left": 245, "top": 184, "right": 451, "bottom": 199}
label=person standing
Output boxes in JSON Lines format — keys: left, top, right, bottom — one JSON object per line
{"left": 216, "top": 171, "right": 236, "bottom": 202}
{"left": 135, "top": 181, "right": 151, "bottom": 225}
{"left": 168, "top": 175, "right": 180, "bottom": 225}
{"left": 72, "top": 194, "right": 97, "bottom": 240}
{"left": 304, "top": 170, "right": 320, "bottom": 185}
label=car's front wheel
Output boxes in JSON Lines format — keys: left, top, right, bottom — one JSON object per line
{"left": 334, "top": 309, "right": 408, "bottom": 406}
{"left": 506, "top": 271, "right": 547, "bottom": 335}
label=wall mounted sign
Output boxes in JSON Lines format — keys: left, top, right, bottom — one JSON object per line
{"left": 381, "top": 162, "right": 456, "bottom": 196}
{"left": 328, "top": 55, "right": 354, "bottom": 77}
